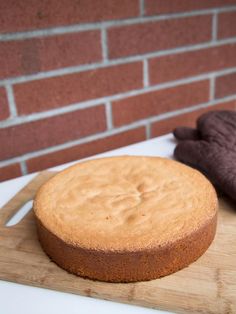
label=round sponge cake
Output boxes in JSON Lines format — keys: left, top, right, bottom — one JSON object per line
{"left": 34, "top": 156, "right": 217, "bottom": 282}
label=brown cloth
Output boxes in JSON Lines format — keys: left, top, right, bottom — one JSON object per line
{"left": 173, "top": 110, "right": 236, "bottom": 202}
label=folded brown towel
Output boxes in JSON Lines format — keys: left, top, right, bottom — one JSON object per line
{"left": 173, "top": 110, "right": 236, "bottom": 201}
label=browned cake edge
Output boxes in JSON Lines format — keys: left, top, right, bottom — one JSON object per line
{"left": 35, "top": 213, "right": 217, "bottom": 283}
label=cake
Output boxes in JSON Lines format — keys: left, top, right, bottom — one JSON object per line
{"left": 34, "top": 156, "right": 218, "bottom": 282}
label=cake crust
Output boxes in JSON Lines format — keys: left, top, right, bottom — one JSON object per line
{"left": 34, "top": 156, "right": 218, "bottom": 282}
{"left": 36, "top": 214, "right": 216, "bottom": 282}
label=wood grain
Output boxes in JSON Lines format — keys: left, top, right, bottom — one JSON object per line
{"left": 0, "top": 171, "right": 235, "bottom": 313}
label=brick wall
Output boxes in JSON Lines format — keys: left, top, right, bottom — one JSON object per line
{"left": 0, "top": 0, "right": 236, "bottom": 181}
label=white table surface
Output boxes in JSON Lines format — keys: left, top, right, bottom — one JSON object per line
{"left": 0, "top": 134, "right": 176, "bottom": 314}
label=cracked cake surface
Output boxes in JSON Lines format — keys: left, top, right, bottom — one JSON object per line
{"left": 34, "top": 156, "right": 218, "bottom": 282}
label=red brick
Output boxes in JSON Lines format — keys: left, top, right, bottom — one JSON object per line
{"left": 218, "top": 12, "right": 236, "bottom": 39}
{"left": 145, "top": 0, "right": 236, "bottom": 15}
{"left": 112, "top": 80, "right": 210, "bottom": 126}
{"left": 108, "top": 15, "right": 212, "bottom": 59}
{"left": 151, "top": 100, "right": 236, "bottom": 137}
{"left": 215, "top": 72, "right": 236, "bottom": 98}
{"left": 0, "top": 31, "right": 101, "bottom": 79}
{"left": 0, "top": 88, "right": 9, "bottom": 121}
{"left": 149, "top": 43, "right": 236, "bottom": 84}
{"left": 14, "top": 62, "right": 142, "bottom": 114}
{"left": 0, "top": 164, "right": 22, "bottom": 182}
{"left": 0, "top": 105, "right": 106, "bottom": 161}
{"left": 27, "top": 127, "right": 146, "bottom": 172}
{"left": 0, "top": 0, "right": 139, "bottom": 33}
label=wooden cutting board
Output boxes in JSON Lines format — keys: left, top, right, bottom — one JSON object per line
{"left": 0, "top": 171, "right": 235, "bottom": 314}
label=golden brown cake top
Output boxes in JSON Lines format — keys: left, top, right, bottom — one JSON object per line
{"left": 34, "top": 156, "right": 217, "bottom": 251}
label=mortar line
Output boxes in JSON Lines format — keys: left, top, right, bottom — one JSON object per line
{"left": 0, "top": 94, "right": 235, "bottom": 168}
{"left": 145, "top": 123, "right": 151, "bottom": 139}
{"left": 105, "top": 101, "right": 113, "bottom": 130}
{"left": 1, "top": 65, "right": 236, "bottom": 129}
{"left": 1, "top": 5, "right": 236, "bottom": 42}
{"left": 101, "top": 28, "right": 108, "bottom": 61}
{"left": 5, "top": 85, "right": 18, "bottom": 117}
{"left": 0, "top": 102, "right": 103, "bottom": 128}
{"left": 209, "top": 75, "right": 216, "bottom": 101}
{"left": 139, "top": 0, "right": 145, "bottom": 16}
{"left": 143, "top": 59, "right": 149, "bottom": 87}
{"left": 20, "top": 160, "right": 28, "bottom": 175}
{"left": 1, "top": 36, "right": 236, "bottom": 87}
{"left": 212, "top": 12, "right": 218, "bottom": 41}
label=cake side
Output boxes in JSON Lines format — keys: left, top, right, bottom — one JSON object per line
{"left": 35, "top": 212, "right": 217, "bottom": 282}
